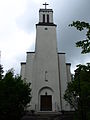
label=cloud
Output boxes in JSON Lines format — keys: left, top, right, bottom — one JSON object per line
{"left": 0, "top": 0, "right": 90, "bottom": 74}
{"left": 55, "top": 0, "right": 90, "bottom": 73}
{"left": 0, "top": 0, "right": 35, "bottom": 73}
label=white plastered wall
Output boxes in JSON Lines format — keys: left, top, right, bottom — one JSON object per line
{"left": 25, "top": 52, "right": 35, "bottom": 84}
{"left": 21, "top": 63, "right": 26, "bottom": 81}
{"left": 58, "top": 53, "right": 71, "bottom": 111}
{"left": 66, "top": 64, "right": 71, "bottom": 83}
{"left": 31, "top": 25, "right": 61, "bottom": 111}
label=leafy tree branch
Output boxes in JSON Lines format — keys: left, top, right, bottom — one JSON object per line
{"left": 69, "top": 21, "right": 90, "bottom": 54}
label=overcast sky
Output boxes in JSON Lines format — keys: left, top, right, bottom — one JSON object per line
{"left": 0, "top": 0, "right": 90, "bottom": 74}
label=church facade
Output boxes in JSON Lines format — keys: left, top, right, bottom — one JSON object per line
{"left": 21, "top": 4, "right": 71, "bottom": 112}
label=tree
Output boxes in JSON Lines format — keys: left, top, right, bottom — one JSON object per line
{"left": 0, "top": 68, "right": 31, "bottom": 120}
{"left": 69, "top": 21, "right": 90, "bottom": 54}
{"left": 64, "top": 63, "right": 90, "bottom": 120}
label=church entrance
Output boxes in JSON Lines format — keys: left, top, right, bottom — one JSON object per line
{"left": 40, "top": 95, "right": 52, "bottom": 111}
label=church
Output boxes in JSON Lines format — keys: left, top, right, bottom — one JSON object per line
{"left": 21, "top": 3, "right": 71, "bottom": 112}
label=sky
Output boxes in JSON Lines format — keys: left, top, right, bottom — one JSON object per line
{"left": 0, "top": 0, "right": 90, "bottom": 74}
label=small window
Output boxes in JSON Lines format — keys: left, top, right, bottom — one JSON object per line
{"left": 47, "top": 14, "right": 49, "bottom": 23}
{"left": 43, "top": 14, "right": 45, "bottom": 23}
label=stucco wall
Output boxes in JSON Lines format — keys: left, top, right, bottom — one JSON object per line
{"left": 58, "top": 53, "right": 71, "bottom": 111}
{"left": 25, "top": 52, "right": 35, "bottom": 83}
{"left": 66, "top": 63, "right": 71, "bottom": 83}
{"left": 21, "top": 63, "right": 26, "bottom": 81}
{"left": 31, "top": 25, "right": 61, "bottom": 111}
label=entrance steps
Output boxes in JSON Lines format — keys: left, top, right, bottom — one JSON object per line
{"left": 21, "top": 111, "right": 74, "bottom": 120}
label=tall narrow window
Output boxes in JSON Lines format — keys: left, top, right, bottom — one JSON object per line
{"left": 43, "top": 14, "right": 45, "bottom": 23}
{"left": 47, "top": 14, "right": 49, "bottom": 23}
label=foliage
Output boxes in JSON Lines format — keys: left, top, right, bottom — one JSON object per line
{"left": 0, "top": 68, "right": 31, "bottom": 120}
{"left": 64, "top": 63, "right": 90, "bottom": 120}
{"left": 69, "top": 21, "right": 90, "bottom": 54}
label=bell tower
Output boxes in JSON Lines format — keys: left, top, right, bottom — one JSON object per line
{"left": 38, "top": 3, "right": 55, "bottom": 25}
{"left": 31, "top": 3, "right": 61, "bottom": 111}
{"left": 39, "top": 3, "right": 53, "bottom": 24}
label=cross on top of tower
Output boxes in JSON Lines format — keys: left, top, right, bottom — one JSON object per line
{"left": 43, "top": 2, "right": 49, "bottom": 9}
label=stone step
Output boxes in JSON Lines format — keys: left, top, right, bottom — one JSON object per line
{"left": 21, "top": 111, "right": 74, "bottom": 120}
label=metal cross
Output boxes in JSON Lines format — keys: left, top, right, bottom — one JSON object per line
{"left": 43, "top": 2, "right": 49, "bottom": 9}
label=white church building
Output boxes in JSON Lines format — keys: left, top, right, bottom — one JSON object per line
{"left": 21, "top": 3, "right": 71, "bottom": 112}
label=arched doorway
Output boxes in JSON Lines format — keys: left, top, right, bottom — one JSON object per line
{"left": 38, "top": 87, "right": 54, "bottom": 111}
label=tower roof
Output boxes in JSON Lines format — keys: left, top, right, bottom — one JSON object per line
{"left": 39, "top": 9, "right": 53, "bottom": 12}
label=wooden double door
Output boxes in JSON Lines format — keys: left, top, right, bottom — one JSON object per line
{"left": 40, "top": 95, "right": 52, "bottom": 111}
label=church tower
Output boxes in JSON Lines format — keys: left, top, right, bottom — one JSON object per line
{"left": 21, "top": 3, "right": 71, "bottom": 112}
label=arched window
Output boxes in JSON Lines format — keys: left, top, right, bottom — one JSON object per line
{"left": 43, "top": 14, "right": 45, "bottom": 23}
{"left": 47, "top": 14, "right": 49, "bottom": 23}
